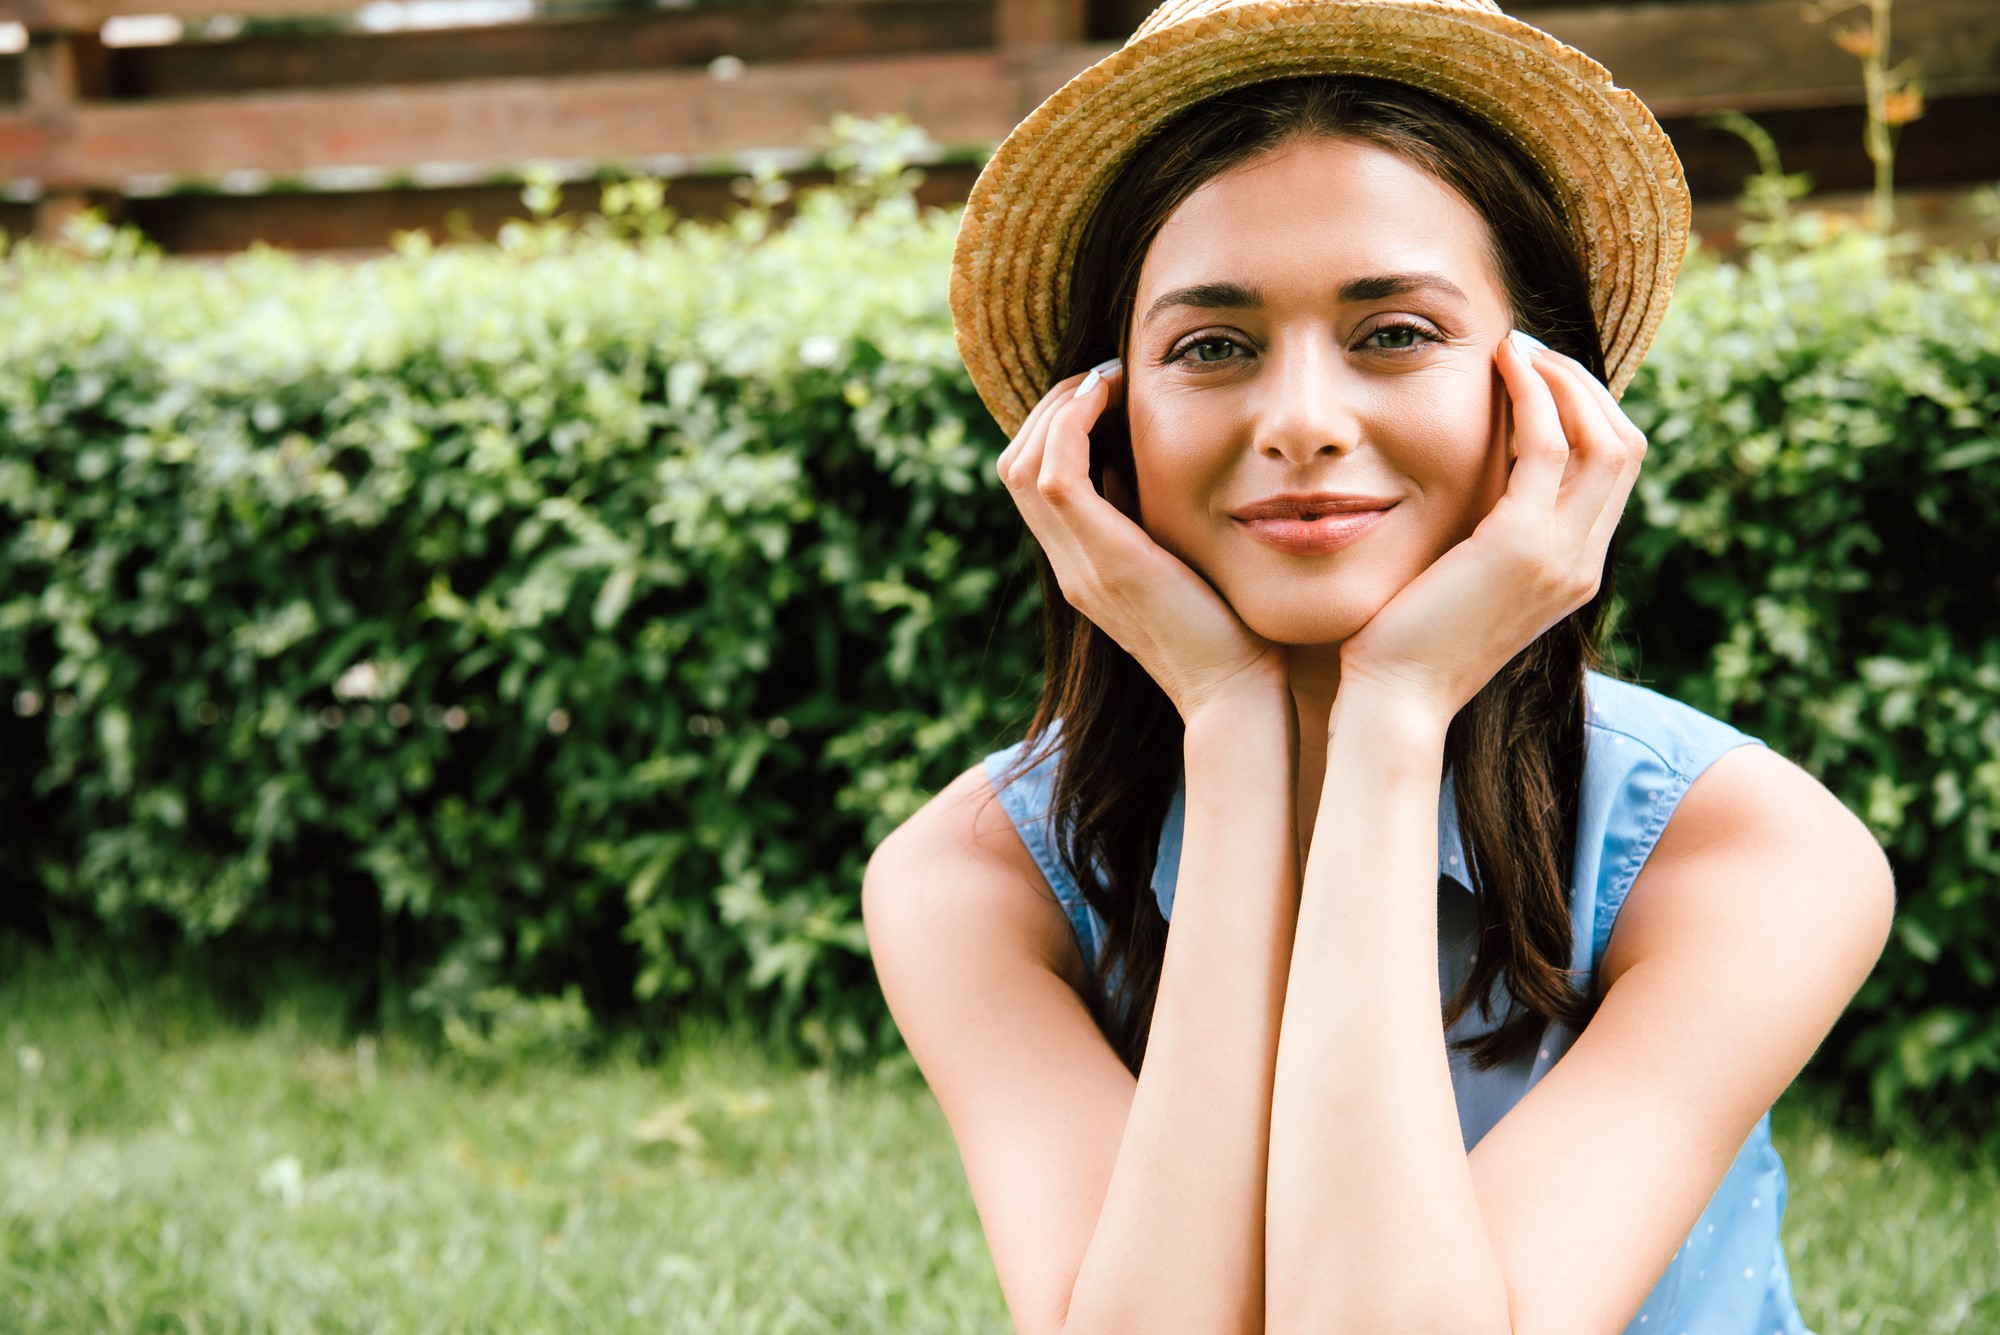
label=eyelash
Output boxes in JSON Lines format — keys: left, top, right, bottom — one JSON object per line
{"left": 1163, "top": 319, "right": 1442, "bottom": 365}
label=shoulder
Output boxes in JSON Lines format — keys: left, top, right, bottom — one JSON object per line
{"left": 1597, "top": 718, "right": 1895, "bottom": 999}
{"left": 1583, "top": 671, "right": 1759, "bottom": 778}
{"left": 862, "top": 761, "right": 1140, "bottom": 1333}
{"left": 862, "top": 759, "right": 1091, "bottom": 999}
{"left": 1577, "top": 673, "right": 1779, "bottom": 977}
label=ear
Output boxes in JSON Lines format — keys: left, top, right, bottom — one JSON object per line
{"left": 1100, "top": 463, "right": 1142, "bottom": 524}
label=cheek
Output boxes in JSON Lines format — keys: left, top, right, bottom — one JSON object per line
{"left": 1371, "top": 367, "right": 1508, "bottom": 537}
{"left": 1124, "top": 386, "right": 1235, "bottom": 545}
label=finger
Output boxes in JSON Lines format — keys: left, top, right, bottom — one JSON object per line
{"left": 997, "top": 369, "right": 1089, "bottom": 485}
{"left": 1494, "top": 331, "right": 1569, "bottom": 509}
{"left": 1537, "top": 355, "right": 1633, "bottom": 526}
{"left": 1038, "top": 365, "right": 1113, "bottom": 507}
{"left": 1539, "top": 353, "right": 1647, "bottom": 472}
{"left": 1038, "top": 364, "right": 1137, "bottom": 533}
{"left": 1560, "top": 354, "right": 1648, "bottom": 454}
{"left": 996, "top": 383, "right": 1063, "bottom": 481}
{"left": 1534, "top": 356, "right": 1642, "bottom": 566}
{"left": 1007, "top": 361, "right": 1123, "bottom": 500}
{"left": 1003, "top": 367, "right": 1128, "bottom": 584}
{"left": 996, "top": 361, "right": 1123, "bottom": 480}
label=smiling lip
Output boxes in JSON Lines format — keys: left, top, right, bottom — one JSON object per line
{"left": 1231, "top": 492, "right": 1397, "bottom": 556}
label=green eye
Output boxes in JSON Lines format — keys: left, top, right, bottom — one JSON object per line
{"left": 1188, "top": 337, "right": 1236, "bottom": 362}
{"left": 1371, "top": 325, "right": 1422, "bottom": 350}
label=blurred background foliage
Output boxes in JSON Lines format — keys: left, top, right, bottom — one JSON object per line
{"left": 1, "top": 129, "right": 1995, "bottom": 1143}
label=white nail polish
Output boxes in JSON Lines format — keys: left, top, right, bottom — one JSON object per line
{"left": 1074, "top": 369, "right": 1102, "bottom": 399}
{"left": 1510, "top": 329, "right": 1548, "bottom": 355}
{"left": 1088, "top": 356, "right": 1123, "bottom": 375}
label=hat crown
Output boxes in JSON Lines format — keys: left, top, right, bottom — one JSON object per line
{"left": 1134, "top": 0, "right": 1506, "bottom": 43}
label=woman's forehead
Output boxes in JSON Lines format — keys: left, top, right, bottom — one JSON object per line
{"left": 1135, "top": 137, "right": 1504, "bottom": 308}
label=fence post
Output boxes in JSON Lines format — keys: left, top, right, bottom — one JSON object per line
{"left": 20, "top": 13, "right": 110, "bottom": 242}
{"left": 998, "top": 0, "right": 1087, "bottom": 48}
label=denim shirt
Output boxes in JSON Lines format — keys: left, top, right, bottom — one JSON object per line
{"left": 984, "top": 671, "right": 1815, "bottom": 1335}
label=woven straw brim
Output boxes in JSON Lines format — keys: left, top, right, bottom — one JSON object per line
{"left": 949, "top": 1, "right": 1690, "bottom": 436}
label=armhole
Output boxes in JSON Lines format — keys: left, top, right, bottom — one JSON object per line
{"left": 983, "top": 745, "right": 1105, "bottom": 972}
{"left": 1584, "top": 679, "right": 1776, "bottom": 971}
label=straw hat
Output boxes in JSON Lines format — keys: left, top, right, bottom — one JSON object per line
{"left": 949, "top": 0, "right": 1691, "bottom": 436}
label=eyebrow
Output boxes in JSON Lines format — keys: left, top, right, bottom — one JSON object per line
{"left": 1338, "top": 271, "right": 1471, "bottom": 305}
{"left": 1140, "top": 281, "right": 1261, "bottom": 328}
{"left": 1140, "top": 271, "right": 1471, "bottom": 328}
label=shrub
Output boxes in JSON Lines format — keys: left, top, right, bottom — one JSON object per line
{"left": 0, "top": 182, "right": 1031, "bottom": 1063}
{"left": 1, "top": 173, "right": 1994, "bottom": 1128}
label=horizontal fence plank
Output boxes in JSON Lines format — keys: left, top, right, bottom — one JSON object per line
{"left": 0, "top": 0, "right": 1993, "bottom": 192}
{"left": 92, "top": 1, "right": 993, "bottom": 100}
{"left": 2, "top": 0, "right": 370, "bottom": 27}
{"left": 0, "top": 47, "right": 1096, "bottom": 187}
{"left": 1533, "top": 0, "right": 2000, "bottom": 115}
{"left": 0, "top": 0, "right": 981, "bottom": 31}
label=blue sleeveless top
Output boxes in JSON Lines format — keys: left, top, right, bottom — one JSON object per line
{"left": 983, "top": 671, "right": 1815, "bottom": 1335}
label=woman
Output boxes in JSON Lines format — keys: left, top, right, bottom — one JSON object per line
{"left": 864, "top": 4, "right": 1893, "bottom": 1332}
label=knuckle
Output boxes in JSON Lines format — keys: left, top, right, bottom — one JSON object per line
{"left": 1055, "top": 571, "right": 1096, "bottom": 609}
{"left": 1038, "top": 474, "right": 1077, "bottom": 506}
{"left": 1530, "top": 556, "right": 1572, "bottom": 598}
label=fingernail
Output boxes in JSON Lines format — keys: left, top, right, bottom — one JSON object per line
{"left": 1510, "top": 330, "right": 1548, "bottom": 355}
{"left": 1088, "top": 356, "right": 1123, "bottom": 376}
{"left": 1074, "top": 369, "right": 1102, "bottom": 399}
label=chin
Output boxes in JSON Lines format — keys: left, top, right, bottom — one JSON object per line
{"left": 1230, "top": 592, "right": 1383, "bottom": 647}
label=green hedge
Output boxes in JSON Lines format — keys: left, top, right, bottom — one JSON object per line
{"left": 0, "top": 184, "right": 1034, "bottom": 1062}
{"left": 2, "top": 181, "right": 1995, "bottom": 1127}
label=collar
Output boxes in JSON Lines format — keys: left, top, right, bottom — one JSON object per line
{"left": 1439, "top": 766, "right": 1474, "bottom": 894}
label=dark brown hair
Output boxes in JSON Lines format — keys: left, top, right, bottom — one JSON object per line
{"left": 990, "top": 75, "right": 1619, "bottom": 1075}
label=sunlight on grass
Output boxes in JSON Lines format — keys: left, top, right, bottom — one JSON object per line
{"left": 0, "top": 946, "right": 1991, "bottom": 1333}
{"left": 0, "top": 949, "right": 1006, "bottom": 1333}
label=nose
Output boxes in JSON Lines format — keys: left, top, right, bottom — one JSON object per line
{"left": 1249, "top": 331, "right": 1360, "bottom": 465}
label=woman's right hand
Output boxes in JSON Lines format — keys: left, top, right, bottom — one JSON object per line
{"left": 996, "top": 358, "right": 1290, "bottom": 727}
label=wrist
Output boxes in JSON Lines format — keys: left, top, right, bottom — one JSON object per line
{"left": 1184, "top": 677, "right": 1296, "bottom": 756}
{"left": 1325, "top": 675, "right": 1451, "bottom": 756}
{"left": 1179, "top": 662, "right": 1292, "bottom": 736}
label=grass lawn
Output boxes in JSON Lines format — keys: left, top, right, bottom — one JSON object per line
{"left": 1, "top": 944, "right": 1993, "bottom": 1334}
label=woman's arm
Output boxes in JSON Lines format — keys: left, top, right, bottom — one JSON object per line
{"left": 1060, "top": 685, "right": 1300, "bottom": 1333}
{"left": 1263, "top": 699, "right": 1894, "bottom": 1335}
{"left": 904, "top": 359, "right": 1304, "bottom": 1327}
{"left": 863, "top": 695, "right": 1299, "bottom": 1333}
{"left": 1263, "top": 686, "right": 1511, "bottom": 1333}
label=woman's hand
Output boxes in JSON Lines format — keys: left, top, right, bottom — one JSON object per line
{"left": 1336, "top": 331, "right": 1647, "bottom": 724}
{"left": 997, "top": 359, "right": 1290, "bottom": 727}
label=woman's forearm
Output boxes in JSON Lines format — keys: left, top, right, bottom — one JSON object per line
{"left": 1061, "top": 689, "right": 1300, "bottom": 1335}
{"left": 1264, "top": 686, "right": 1513, "bottom": 1334}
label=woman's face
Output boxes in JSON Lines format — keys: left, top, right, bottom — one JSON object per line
{"left": 1123, "top": 134, "right": 1517, "bottom": 647}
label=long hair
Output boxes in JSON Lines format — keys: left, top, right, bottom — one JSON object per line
{"left": 990, "top": 75, "right": 1618, "bottom": 1075}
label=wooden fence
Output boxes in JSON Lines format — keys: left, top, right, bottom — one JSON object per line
{"left": 0, "top": 0, "right": 1996, "bottom": 252}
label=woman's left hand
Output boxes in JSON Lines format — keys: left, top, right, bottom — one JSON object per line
{"left": 1336, "top": 331, "right": 1647, "bottom": 724}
